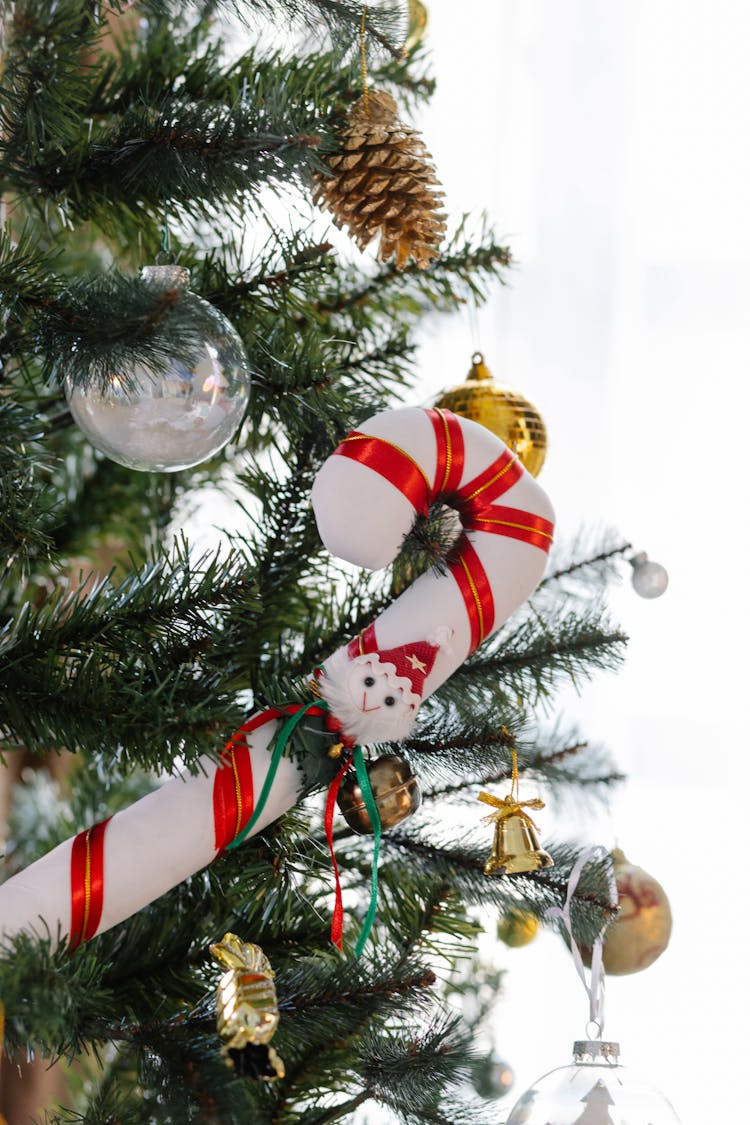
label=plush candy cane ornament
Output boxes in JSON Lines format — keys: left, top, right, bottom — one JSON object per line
{"left": 0, "top": 407, "right": 553, "bottom": 954}
{"left": 313, "top": 405, "right": 555, "bottom": 728}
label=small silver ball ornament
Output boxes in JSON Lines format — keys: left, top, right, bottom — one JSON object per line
{"left": 630, "top": 551, "right": 669, "bottom": 598}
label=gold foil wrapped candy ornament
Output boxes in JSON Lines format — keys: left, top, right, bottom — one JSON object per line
{"left": 435, "top": 353, "right": 548, "bottom": 477}
{"left": 210, "top": 933, "right": 285, "bottom": 1080}
{"left": 337, "top": 753, "right": 421, "bottom": 834}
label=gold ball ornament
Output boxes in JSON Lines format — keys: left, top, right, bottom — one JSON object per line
{"left": 337, "top": 754, "right": 421, "bottom": 834}
{"left": 497, "top": 910, "right": 540, "bottom": 948}
{"left": 435, "top": 353, "right": 548, "bottom": 477}
{"left": 405, "top": 0, "right": 429, "bottom": 50}
{"left": 598, "top": 848, "right": 673, "bottom": 975}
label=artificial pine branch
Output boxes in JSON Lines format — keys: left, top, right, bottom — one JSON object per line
{"left": 537, "top": 529, "right": 633, "bottom": 597}
{"left": 312, "top": 218, "right": 513, "bottom": 322}
{"left": 440, "top": 602, "right": 628, "bottom": 709}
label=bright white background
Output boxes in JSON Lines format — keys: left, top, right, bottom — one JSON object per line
{"left": 406, "top": 1, "right": 750, "bottom": 1122}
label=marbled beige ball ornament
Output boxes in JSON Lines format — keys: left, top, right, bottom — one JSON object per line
{"left": 600, "top": 848, "right": 673, "bottom": 975}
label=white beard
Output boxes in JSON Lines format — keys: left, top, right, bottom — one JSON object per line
{"left": 319, "top": 647, "right": 420, "bottom": 746}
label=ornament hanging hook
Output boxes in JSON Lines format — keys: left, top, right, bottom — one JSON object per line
{"left": 545, "top": 845, "right": 618, "bottom": 1039}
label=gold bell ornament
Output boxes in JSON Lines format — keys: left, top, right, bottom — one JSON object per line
{"left": 478, "top": 750, "right": 553, "bottom": 875}
{"left": 337, "top": 753, "right": 421, "bottom": 834}
{"left": 210, "top": 933, "right": 285, "bottom": 1080}
{"left": 435, "top": 353, "right": 548, "bottom": 477}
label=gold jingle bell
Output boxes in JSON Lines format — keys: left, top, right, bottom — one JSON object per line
{"left": 337, "top": 754, "right": 421, "bottom": 835}
{"left": 484, "top": 810, "right": 554, "bottom": 876}
{"left": 435, "top": 353, "right": 547, "bottom": 477}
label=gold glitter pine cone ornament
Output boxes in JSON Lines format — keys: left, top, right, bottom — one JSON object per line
{"left": 435, "top": 353, "right": 548, "bottom": 477}
{"left": 314, "top": 89, "right": 447, "bottom": 270}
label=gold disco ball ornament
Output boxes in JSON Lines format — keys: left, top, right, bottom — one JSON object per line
{"left": 435, "top": 352, "right": 548, "bottom": 477}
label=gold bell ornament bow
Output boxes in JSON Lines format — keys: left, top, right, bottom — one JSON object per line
{"left": 313, "top": 4, "right": 447, "bottom": 269}
{"left": 478, "top": 747, "right": 554, "bottom": 875}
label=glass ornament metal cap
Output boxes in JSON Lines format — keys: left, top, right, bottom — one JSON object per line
{"left": 64, "top": 265, "right": 251, "bottom": 472}
{"left": 504, "top": 1039, "right": 682, "bottom": 1125}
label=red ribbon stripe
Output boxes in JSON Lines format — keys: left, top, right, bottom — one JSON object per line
{"left": 334, "top": 432, "right": 431, "bottom": 516}
{"left": 69, "top": 817, "right": 111, "bottom": 952}
{"left": 427, "top": 407, "right": 465, "bottom": 495}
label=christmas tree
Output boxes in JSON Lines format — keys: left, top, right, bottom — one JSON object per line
{"left": 0, "top": 3, "right": 629, "bottom": 1122}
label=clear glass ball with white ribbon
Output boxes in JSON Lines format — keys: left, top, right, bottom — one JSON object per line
{"left": 64, "top": 266, "right": 251, "bottom": 472}
{"left": 505, "top": 1040, "right": 682, "bottom": 1125}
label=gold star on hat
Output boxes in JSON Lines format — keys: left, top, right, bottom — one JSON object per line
{"left": 406, "top": 653, "right": 428, "bottom": 673}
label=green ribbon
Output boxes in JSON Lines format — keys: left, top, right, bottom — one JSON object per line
{"left": 225, "top": 701, "right": 382, "bottom": 958}
{"left": 352, "top": 743, "right": 382, "bottom": 958}
{"left": 226, "top": 701, "right": 321, "bottom": 851}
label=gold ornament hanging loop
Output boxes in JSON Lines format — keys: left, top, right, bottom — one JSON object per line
{"left": 478, "top": 744, "right": 545, "bottom": 831}
{"left": 360, "top": 4, "right": 370, "bottom": 115}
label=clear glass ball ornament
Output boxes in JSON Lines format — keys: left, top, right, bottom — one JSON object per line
{"left": 505, "top": 1041, "right": 681, "bottom": 1125}
{"left": 64, "top": 266, "right": 251, "bottom": 472}
{"left": 630, "top": 551, "right": 669, "bottom": 599}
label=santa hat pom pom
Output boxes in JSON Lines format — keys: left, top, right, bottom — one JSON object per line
{"left": 427, "top": 625, "right": 454, "bottom": 654}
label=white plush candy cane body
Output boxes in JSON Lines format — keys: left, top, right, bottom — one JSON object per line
{"left": 0, "top": 722, "right": 302, "bottom": 950}
{"left": 0, "top": 407, "right": 553, "bottom": 951}
{"left": 314, "top": 406, "right": 554, "bottom": 731}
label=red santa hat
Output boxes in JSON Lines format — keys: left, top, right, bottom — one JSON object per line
{"left": 346, "top": 623, "right": 442, "bottom": 703}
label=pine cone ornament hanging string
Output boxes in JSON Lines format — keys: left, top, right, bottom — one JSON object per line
{"left": 315, "top": 89, "right": 447, "bottom": 270}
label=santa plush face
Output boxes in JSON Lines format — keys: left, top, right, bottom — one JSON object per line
{"left": 319, "top": 648, "right": 421, "bottom": 745}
